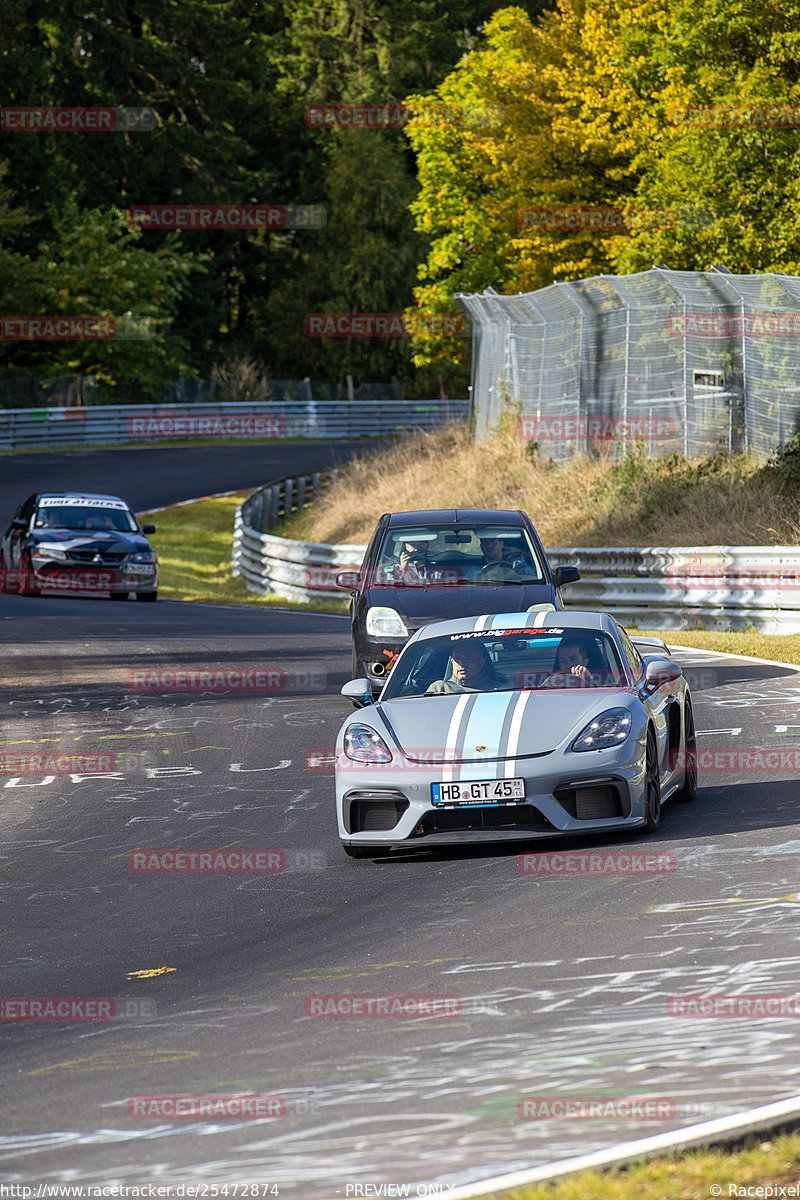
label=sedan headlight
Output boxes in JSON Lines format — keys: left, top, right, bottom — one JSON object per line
{"left": 343, "top": 723, "right": 393, "bottom": 763}
{"left": 31, "top": 544, "right": 68, "bottom": 560}
{"left": 128, "top": 551, "right": 157, "bottom": 563}
{"left": 366, "top": 606, "right": 408, "bottom": 638}
{"left": 572, "top": 707, "right": 632, "bottom": 752}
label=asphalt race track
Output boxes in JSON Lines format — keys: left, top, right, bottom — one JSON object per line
{"left": 3, "top": 450, "right": 800, "bottom": 1196}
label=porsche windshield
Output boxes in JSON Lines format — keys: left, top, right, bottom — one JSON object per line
{"left": 380, "top": 628, "right": 627, "bottom": 699}
{"left": 34, "top": 501, "right": 139, "bottom": 533}
{"left": 375, "top": 524, "right": 545, "bottom": 586}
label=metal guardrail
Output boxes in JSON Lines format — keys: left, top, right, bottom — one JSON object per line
{"left": 233, "top": 477, "right": 800, "bottom": 632}
{"left": 0, "top": 398, "right": 470, "bottom": 451}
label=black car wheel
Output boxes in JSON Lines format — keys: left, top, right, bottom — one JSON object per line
{"left": 643, "top": 728, "right": 662, "bottom": 833}
{"left": 342, "top": 844, "right": 381, "bottom": 859}
{"left": 110, "top": 591, "right": 130, "bottom": 601}
{"left": 17, "top": 556, "right": 40, "bottom": 596}
{"left": 673, "top": 699, "right": 697, "bottom": 802}
{"left": 136, "top": 590, "right": 158, "bottom": 602}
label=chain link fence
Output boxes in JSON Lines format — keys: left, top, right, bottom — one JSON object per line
{"left": 457, "top": 266, "right": 800, "bottom": 459}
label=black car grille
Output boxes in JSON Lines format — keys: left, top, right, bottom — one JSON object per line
{"left": 345, "top": 790, "right": 409, "bottom": 834}
{"left": 555, "top": 781, "right": 629, "bottom": 820}
{"left": 414, "top": 804, "right": 552, "bottom": 836}
{"left": 67, "top": 551, "right": 126, "bottom": 564}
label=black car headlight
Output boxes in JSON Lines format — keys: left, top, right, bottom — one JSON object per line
{"left": 572, "top": 708, "right": 632, "bottom": 752}
{"left": 31, "top": 544, "right": 68, "bottom": 561}
{"left": 128, "top": 551, "right": 157, "bottom": 563}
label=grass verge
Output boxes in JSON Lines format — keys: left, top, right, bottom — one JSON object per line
{"left": 144, "top": 491, "right": 347, "bottom": 612}
{"left": 476, "top": 1128, "right": 800, "bottom": 1199}
{"left": 279, "top": 424, "right": 800, "bottom": 547}
{"left": 635, "top": 628, "right": 800, "bottom": 665}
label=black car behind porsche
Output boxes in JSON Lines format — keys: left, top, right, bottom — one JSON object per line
{"left": 0, "top": 492, "right": 158, "bottom": 600}
{"left": 336, "top": 508, "right": 580, "bottom": 693}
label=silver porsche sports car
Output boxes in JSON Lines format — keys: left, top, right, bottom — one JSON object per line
{"left": 335, "top": 610, "right": 696, "bottom": 858}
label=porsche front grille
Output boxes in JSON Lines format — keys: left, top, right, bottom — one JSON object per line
{"left": 414, "top": 804, "right": 552, "bottom": 836}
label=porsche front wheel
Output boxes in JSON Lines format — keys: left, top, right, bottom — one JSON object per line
{"left": 673, "top": 700, "right": 697, "bottom": 802}
{"left": 643, "top": 729, "right": 662, "bottom": 833}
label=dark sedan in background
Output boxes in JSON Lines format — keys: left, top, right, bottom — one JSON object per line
{"left": 336, "top": 508, "right": 580, "bottom": 693}
{"left": 0, "top": 492, "right": 159, "bottom": 600}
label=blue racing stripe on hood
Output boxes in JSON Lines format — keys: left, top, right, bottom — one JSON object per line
{"left": 456, "top": 692, "right": 516, "bottom": 781}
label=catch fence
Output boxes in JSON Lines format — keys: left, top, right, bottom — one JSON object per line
{"left": 457, "top": 267, "right": 800, "bottom": 460}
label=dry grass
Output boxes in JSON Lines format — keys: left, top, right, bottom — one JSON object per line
{"left": 282, "top": 425, "right": 800, "bottom": 548}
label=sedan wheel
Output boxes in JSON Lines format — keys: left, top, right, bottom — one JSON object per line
{"left": 673, "top": 700, "right": 697, "bottom": 802}
{"left": 643, "top": 729, "right": 661, "bottom": 833}
{"left": 136, "top": 590, "right": 158, "bottom": 602}
{"left": 18, "top": 557, "right": 40, "bottom": 596}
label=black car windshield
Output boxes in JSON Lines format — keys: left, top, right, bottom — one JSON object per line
{"left": 34, "top": 501, "right": 139, "bottom": 533}
{"left": 380, "top": 627, "right": 627, "bottom": 699}
{"left": 375, "top": 524, "right": 545, "bottom": 586}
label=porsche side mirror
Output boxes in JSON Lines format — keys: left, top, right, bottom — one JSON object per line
{"left": 341, "top": 678, "right": 373, "bottom": 707}
{"left": 643, "top": 657, "right": 681, "bottom": 691}
{"left": 553, "top": 565, "right": 581, "bottom": 587}
{"left": 142, "top": 524, "right": 156, "bottom": 534}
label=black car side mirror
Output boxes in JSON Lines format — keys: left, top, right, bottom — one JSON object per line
{"left": 553, "top": 565, "right": 580, "bottom": 587}
{"left": 141, "top": 524, "right": 156, "bottom": 534}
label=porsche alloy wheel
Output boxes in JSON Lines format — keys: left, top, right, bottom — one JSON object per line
{"left": 643, "top": 729, "right": 661, "bottom": 833}
{"left": 674, "top": 700, "right": 697, "bottom": 802}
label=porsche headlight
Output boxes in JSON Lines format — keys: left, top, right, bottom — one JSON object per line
{"left": 31, "top": 544, "right": 68, "bottom": 561}
{"left": 572, "top": 707, "right": 632, "bottom": 752}
{"left": 343, "top": 723, "right": 393, "bottom": 763}
{"left": 366, "top": 606, "right": 408, "bottom": 638}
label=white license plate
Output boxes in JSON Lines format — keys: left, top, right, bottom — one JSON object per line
{"left": 126, "top": 563, "right": 153, "bottom": 575}
{"left": 431, "top": 778, "right": 525, "bottom": 805}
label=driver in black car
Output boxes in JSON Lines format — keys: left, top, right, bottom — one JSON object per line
{"left": 477, "top": 534, "right": 536, "bottom": 578}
